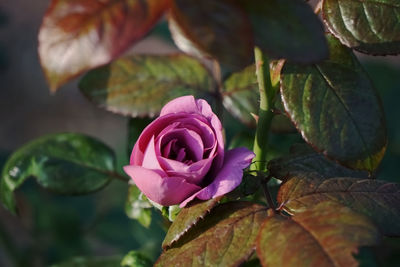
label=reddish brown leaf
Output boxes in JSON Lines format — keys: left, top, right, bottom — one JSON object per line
{"left": 39, "top": 0, "right": 169, "bottom": 91}
{"left": 257, "top": 201, "right": 380, "bottom": 267}
{"left": 162, "top": 197, "right": 222, "bottom": 249}
{"left": 278, "top": 175, "right": 400, "bottom": 236}
{"left": 156, "top": 202, "right": 268, "bottom": 267}
{"left": 168, "top": 0, "right": 253, "bottom": 70}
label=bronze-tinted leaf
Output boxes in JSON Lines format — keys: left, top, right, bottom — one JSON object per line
{"left": 323, "top": 0, "right": 400, "bottom": 55}
{"left": 39, "top": 0, "right": 169, "bottom": 91}
{"left": 79, "top": 54, "right": 214, "bottom": 117}
{"left": 156, "top": 202, "right": 268, "bottom": 267}
{"left": 257, "top": 201, "right": 380, "bottom": 267}
{"left": 278, "top": 175, "right": 400, "bottom": 236}
{"left": 223, "top": 65, "right": 258, "bottom": 127}
{"left": 281, "top": 34, "right": 387, "bottom": 172}
{"left": 168, "top": 0, "right": 253, "bottom": 70}
{"left": 268, "top": 144, "right": 369, "bottom": 180}
{"left": 162, "top": 197, "right": 221, "bottom": 249}
{"left": 239, "top": 0, "right": 328, "bottom": 63}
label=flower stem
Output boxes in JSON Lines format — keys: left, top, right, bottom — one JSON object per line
{"left": 251, "top": 47, "right": 278, "bottom": 172}
{"left": 108, "top": 171, "right": 130, "bottom": 183}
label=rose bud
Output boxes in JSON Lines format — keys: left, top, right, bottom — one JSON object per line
{"left": 124, "top": 95, "right": 255, "bottom": 207}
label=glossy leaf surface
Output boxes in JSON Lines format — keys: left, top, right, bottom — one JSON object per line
{"left": 278, "top": 175, "right": 400, "bottom": 236}
{"left": 156, "top": 202, "right": 267, "bottom": 266}
{"left": 79, "top": 54, "right": 214, "bottom": 117}
{"left": 39, "top": 0, "right": 169, "bottom": 91}
{"left": 1, "top": 133, "right": 115, "bottom": 213}
{"left": 223, "top": 65, "right": 258, "bottom": 127}
{"left": 268, "top": 144, "right": 369, "bottom": 180}
{"left": 125, "top": 185, "right": 152, "bottom": 228}
{"left": 162, "top": 197, "right": 221, "bottom": 249}
{"left": 169, "top": 0, "right": 253, "bottom": 70}
{"left": 257, "top": 201, "right": 380, "bottom": 267}
{"left": 281, "top": 35, "right": 387, "bottom": 171}
{"left": 323, "top": 0, "right": 400, "bottom": 55}
{"left": 240, "top": 0, "right": 328, "bottom": 63}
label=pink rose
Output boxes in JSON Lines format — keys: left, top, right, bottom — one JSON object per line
{"left": 123, "top": 96, "right": 255, "bottom": 207}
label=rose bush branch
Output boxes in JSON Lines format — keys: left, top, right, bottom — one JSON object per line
{"left": 251, "top": 47, "right": 279, "bottom": 172}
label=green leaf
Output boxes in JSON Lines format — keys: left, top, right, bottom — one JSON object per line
{"left": 280, "top": 34, "right": 387, "bottom": 172}
{"left": 1, "top": 133, "right": 115, "bottom": 214}
{"left": 278, "top": 175, "right": 400, "bottom": 236}
{"left": 50, "top": 256, "right": 122, "bottom": 267}
{"left": 157, "top": 202, "right": 268, "bottom": 266}
{"left": 79, "top": 54, "right": 214, "bottom": 117}
{"left": 239, "top": 0, "right": 328, "bottom": 63}
{"left": 323, "top": 0, "right": 400, "bottom": 55}
{"left": 223, "top": 65, "right": 258, "bottom": 127}
{"left": 168, "top": 0, "right": 253, "bottom": 70}
{"left": 257, "top": 201, "right": 380, "bottom": 267}
{"left": 162, "top": 197, "right": 221, "bottom": 249}
{"left": 121, "top": 251, "right": 152, "bottom": 267}
{"left": 125, "top": 185, "right": 152, "bottom": 228}
{"left": 268, "top": 143, "right": 369, "bottom": 180}
{"left": 38, "top": 0, "right": 169, "bottom": 92}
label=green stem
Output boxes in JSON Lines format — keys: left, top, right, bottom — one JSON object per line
{"left": 108, "top": 171, "right": 130, "bottom": 183}
{"left": 251, "top": 47, "right": 277, "bottom": 172}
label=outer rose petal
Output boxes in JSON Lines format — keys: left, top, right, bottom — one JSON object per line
{"left": 179, "top": 147, "right": 255, "bottom": 207}
{"left": 160, "top": 95, "right": 199, "bottom": 116}
{"left": 124, "top": 166, "right": 201, "bottom": 206}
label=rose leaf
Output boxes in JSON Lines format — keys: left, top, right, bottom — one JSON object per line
{"left": 323, "top": 0, "right": 400, "bottom": 55}
{"left": 257, "top": 201, "right": 380, "bottom": 267}
{"left": 238, "top": 0, "right": 328, "bottom": 63}
{"left": 280, "top": 34, "right": 387, "bottom": 172}
{"left": 162, "top": 197, "right": 222, "bottom": 249}
{"left": 278, "top": 175, "right": 400, "bottom": 236}
{"left": 0, "top": 133, "right": 116, "bottom": 214}
{"left": 268, "top": 143, "right": 369, "bottom": 181}
{"left": 38, "top": 0, "right": 169, "bottom": 91}
{"left": 157, "top": 202, "right": 268, "bottom": 266}
{"left": 79, "top": 54, "right": 215, "bottom": 117}
{"left": 168, "top": 0, "right": 253, "bottom": 70}
{"left": 222, "top": 65, "right": 258, "bottom": 127}
{"left": 121, "top": 251, "right": 153, "bottom": 267}
{"left": 125, "top": 185, "right": 153, "bottom": 228}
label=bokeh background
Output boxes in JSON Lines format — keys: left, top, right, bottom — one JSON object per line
{"left": 1, "top": 1, "right": 400, "bottom": 266}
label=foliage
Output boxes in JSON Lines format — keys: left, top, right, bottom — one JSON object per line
{"left": 1, "top": 0, "right": 400, "bottom": 266}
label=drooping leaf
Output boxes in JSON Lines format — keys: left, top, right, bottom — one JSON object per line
{"left": 121, "top": 251, "right": 153, "bottom": 267}
{"left": 257, "top": 201, "right": 380, "bottom": 267}
{"left": 323, "top": 0, "right": 400, "bottom": 55}
{"left": 50, "top": 256, "right": 122, "bottom": 267}
{"left": 239, "top": 0, "right": 328, "bottom": 63}
{"left": 39, "top": 0, "right": 169, "bottom": 91}
{"left": 168, "top": 0, "right": 253, "bottom": 70}
{"left": 157, "top": 202, "right": 268, "bottom": 266}
{"left": 268, "top": 144, "right": 369, "bottom": 180}
{"left": 223, "top": 65, "right": 258, "bottom": 127}
{"left": 1, "top": 133, "right": 115, "bottom": 214}
{"left": 125, "top": 185, "right": 152, "bottom": 228}
{"left": 162, "top": 197, "right": 222, "bottom": 249}
{"left": 278, "top": 175, "right": 400, "bottom": 236}
{"left": 79, "top": 54, "right": 214, "bottom": 117}
{"left": 280, "top": 34, "right": 387, "bottom": 172}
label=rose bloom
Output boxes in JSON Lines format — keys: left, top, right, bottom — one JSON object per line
{"left": 124, "top": 95, "right": 254, "bottom": 207}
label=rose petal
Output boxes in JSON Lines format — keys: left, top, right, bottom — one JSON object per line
{"left": 179, "top": 147, "right": 255, "bottom": 207}
{"left": 142, "top": 135, "right": 163, "bottom": 171}
{"left": 158, "top": 156, "right": 215, "bottom": 185}
{"left": 123, "top": 165, "right": 201, "bottom": 206}
{"left": 160, "top": 95, "right": 198, "bottom": 116}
